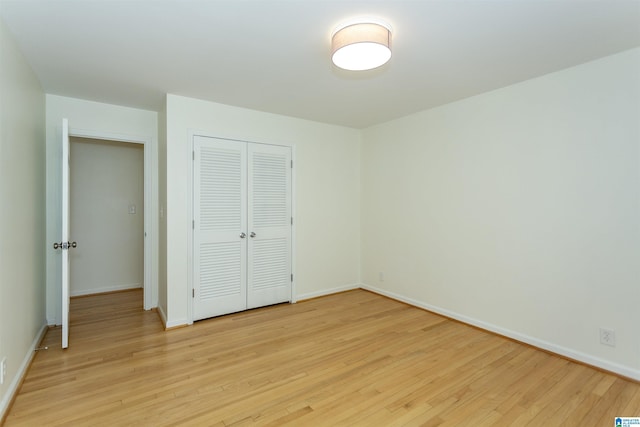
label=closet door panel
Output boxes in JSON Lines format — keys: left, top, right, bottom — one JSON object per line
{"left": 193, "top": 136, "right": 247, "bottom": 320}
{"left": 247, "top": 144, "right": 292, "bottom": 308}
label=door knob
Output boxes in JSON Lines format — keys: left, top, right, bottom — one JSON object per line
{"left": 240, "top": 232, "right": 246, "bottom": 239}
{"left": 250, "top": 232, "right": 256, "bottom": 238}
{"left": 53, "top": 241, "right": 78, "bottom": 250}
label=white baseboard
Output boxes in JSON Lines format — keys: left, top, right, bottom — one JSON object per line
{"left": 159, "top": 284, "right": 361, "bottom": 329}
{"left": 361, "top": 283, "right": 640, "bottom": 382}
{"left": 296, "top": 283, "right": 360, "bottom": 302}
{"left": 70, "top": 283, "right": 142, "bottom": 297}
{"left": 157, "top": 306, "right": 187, "bottom": 330}
{"left": 156, "top": 304, "right": 168, "bottom": 328}
{"left": 165, "top": 319, "right": 188, "bottom": 329}
{"left": 0, "top": 323, "right": 48, "bottom": 421}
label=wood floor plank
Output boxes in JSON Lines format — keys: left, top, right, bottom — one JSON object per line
{"left": 4, "top": 289, "right": 640, "bottom": 426}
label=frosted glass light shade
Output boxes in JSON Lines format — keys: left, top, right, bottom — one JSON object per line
{"left": 331, "top": 21, "right": 392, "bottom": 71}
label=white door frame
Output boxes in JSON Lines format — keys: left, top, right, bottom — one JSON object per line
{"left": 68, "top": 127, "right": 154, "bottom": 310}
{"left": 187, "top": 131, "right": 297, "bottom": 325}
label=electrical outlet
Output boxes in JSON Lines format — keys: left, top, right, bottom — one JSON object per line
{"left": 378, "top": 272, "right": 384, "bottom": 282}
{"left": 600, "top": 328, "right": 616, "bottom": 347}
{"left": 0, "top": 357, "right": 6, "bottom": 385}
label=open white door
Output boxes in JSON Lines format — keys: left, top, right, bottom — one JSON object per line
{"left": 61, "top": 118, "right": 71, "bottom": 348}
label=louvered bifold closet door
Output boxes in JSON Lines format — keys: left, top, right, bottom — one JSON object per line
{"left": 247, "top": 143, "right": 292, "bottom": 309}
{"left": 193, "top": 137, "right": 247, "bottom": 321}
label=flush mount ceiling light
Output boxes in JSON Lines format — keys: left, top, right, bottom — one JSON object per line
{"left": 331, "top": 18, "right": 392, "bottom": 71}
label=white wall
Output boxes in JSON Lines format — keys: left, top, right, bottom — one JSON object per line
{"left": 0, "top": 18, "right": 46, "bottom": 418}
{"left": 46, "top": 95, "right": 158, "bottom": 322}
{"left": 361, "top": 48, "right": 640, "bottom": 379}
{"left": 69, "top": 137, "right": 144, "bottom": 296}
{"left": 164, "top": 95, "right": 361, "bottom": 327}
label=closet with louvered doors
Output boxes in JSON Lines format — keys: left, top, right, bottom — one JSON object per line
{"left": 193, "top": 136, "right": 292, "bottom": 321}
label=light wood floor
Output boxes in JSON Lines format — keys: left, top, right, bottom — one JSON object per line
{"left": 4, "top": 289, "right": 640, "bottom": 426}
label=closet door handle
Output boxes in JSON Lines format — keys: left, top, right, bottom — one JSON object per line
{"left": 240, "top": 232, "right": 246, "bottom": 239}
{"left": 250, "top": 232, "right": 256, "bottom": 238}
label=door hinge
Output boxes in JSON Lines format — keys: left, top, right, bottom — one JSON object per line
{"left": 291, "top": 216, "right": 293, "bottom": 225}
{"left": 192, "top": 289, "right": 195, "bottom": 298}
{"left": 192, "top": 220, "right": 195, "bottom": 229}
{"left": 291, "top": 273, "right": 293, "bottom": 282}
{"left": 291, "top": 160, "right": 293, "bottom": 169}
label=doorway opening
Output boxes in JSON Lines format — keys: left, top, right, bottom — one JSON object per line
{"left": 69, "top": 137, "right": 144, "bottom": 300}
{"left": 64, "top": 126, "right": 153, "bottom": 313}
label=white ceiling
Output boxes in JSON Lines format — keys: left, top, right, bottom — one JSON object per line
{"left": 1, "top": 0, "right": 639, "bottom": 128}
